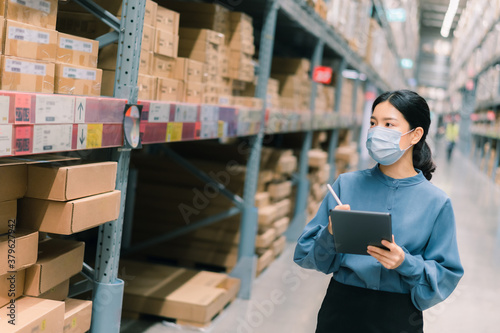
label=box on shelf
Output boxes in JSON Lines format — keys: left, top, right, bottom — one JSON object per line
{"left": 0, "top": 161, "right": 27, "bottom": 201}
{"left": 25, "top": 161, "right": 117, "bottom": 201}
{"left": 37, "top": 279, "right": 69, "bottom": 301}
{"left": 156, "top": 77, "right": 183, "bottom": 102}
{"left": 18, "top": 190, "right": 121, "bottom": 235}
{"left": 142, "top": 24, "right": 156, "bottom": 52}
{"left": 4, "top": 20, "right": 57, "bottom": 61}
{"left": 154, "top": 29, "right": 179, "bottom": 58}
{"left": 0, "top": 229, "right": 38, "bottom": 275}
{"left": 24, "top": 238, "right": 84, "bottom": 296}
{"left": 156, "top": 5, "right": 180, "bottom": 35}
{"left": 138, "top": 74, "right": 157, "bottom": 101}
{"left": 1, "top": 56, "right": 55, "bottom": 93}
{"left": 0, "top": 200, "right": 16, "bottom": 235}
{"left": 0, "top": 269, "right": 25, "bottom": 308}
{"left": 101, "top": 69, "right": 115, "bottom": 97}
{"left": 64, "top": 298, "right": 92, "bottom": 333}
{"left": 184, "top": 81, "right": 203, "bottom": 104}
{"left": 57, "top": 33, "right": 99, "bottom": 68}
{"left": 153, "top": 53, "right": 175, "bottom": 78}
{"left": 179, "top": 27, "right": 224, "bottom": 47}
{"left": 173, "top": 57, "right": 204, "bottom": 83}
{"left": 55, "top": 63, "right": 102, "bottom": 96}
{"left": 0, "top": 296, "right": 64, "bottom": 332}
{"left": 2, "top": 0, "right": 59, "bottom": 29}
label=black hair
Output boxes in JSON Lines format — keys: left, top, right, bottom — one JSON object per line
{"left": 372, "top": 90, "right": 436, "bottom": 180}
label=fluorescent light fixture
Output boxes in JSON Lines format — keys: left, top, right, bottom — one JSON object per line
{"left": 440, "top": 0, "right": 460, "bottom": 38}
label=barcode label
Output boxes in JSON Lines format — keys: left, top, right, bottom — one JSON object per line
{"left": 8, "top": 26, "right": 50, "bottom": 44}
{"left": 59, "top": 37, "right": 93, "bottom": 53}
{"left": 63, "top": 66, "right": 97, "bottom": 80}
{"left": 5, "top": 59, "right": 46, "bottom": 76}
{"left": 12, "top": 0, "right": 51, "bottom": 13}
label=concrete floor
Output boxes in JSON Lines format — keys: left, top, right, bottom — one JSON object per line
{"left": 121, "top": 142, "right": 500, "bottom": 333}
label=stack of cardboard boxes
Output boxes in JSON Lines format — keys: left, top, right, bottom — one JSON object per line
{"left": 306, "top": 148, "right": 329, "bottom": 221}
{"left": 315, "top": 84, "right": 336, "bottom": 113}
{"left": 272, "top": 57, "right": 312, "bottom": 112}
{"left": 0, "top": 0, "right": 102, "bottom": 95}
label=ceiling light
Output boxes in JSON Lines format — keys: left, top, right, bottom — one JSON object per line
{"left": 440, "top": 0, "right": 460, "bottom": 38}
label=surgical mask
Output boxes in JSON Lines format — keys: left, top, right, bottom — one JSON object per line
{"left": 366, "top": 127, "right": 415, "bottom": 165}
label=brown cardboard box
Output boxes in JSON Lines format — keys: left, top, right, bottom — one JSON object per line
{"left": 24, "top": 239, "right": 84, "bottom": 296}
{"left": 0, "top": 296, "right": 64, "bottom": 332}
{"left": 0, "top": 200, "right": 16, "bottom": 235}
{"left": 144, "top": 0, "right": 158, "bottom": 27}
{"left": 154, "top": 29, "right": 179, "bottom": 58}
{"left": 4, "top": 20, "right": 57, "bottom": 61}
{"left": 18, "top": 190, "right": 121, "bottom": 235}
{"left": 0, "top": 160, "right": 27, "bottom": 202}
{"left": 153, "top": 53, "right": 175, "bottom": 78}
{"left": 157, "top": 77, "right": 183, "bottom": 102}
{"left": 139, "top": 50, "right": 153, "bottom": 75}
{"left": 55, "top": 63, "right": 102, "bottom": 96}
{"left": 156, "top": 6, "right": 180, "bottom": 35}
{"left": 0, "top": 17, "right": 4, "bottom": 53}
{"left": 121, "top": 260, "right": 240, "bottom": 325}
{"left": 3, "top": 0, "right": 59, "bottom": 29}
{"left": 101, "top": 69, "right": 115, "bottom": 97}
{"left": 57, "top": 33, "right": 99, "bottom": 68}
{"left": 0, "top": 269, "right": 25, "bottom": 308}
{"left": 63, "top": 298, "right": 92, "bottom": 333}
{"left": 183, "top": 81, "right": 203, "bottom": 104}
{"left": 25, "top": 162, "right": 117, "bottom": 201}
{"left": 138, "top": 74, "right": 157, "bottom": 100}
{"left": 173, "top": 57, "right": 204, "bottom": 83}
{"left": 37, "top": 279, "right": 69, "bottom": 301}
{"left": 179, "top": 28, "right": 224, "bottom": 46}
{"left": 142, "top": 24, "right": 156, "bottom": 52}
{"left": 1, "top": 56, "right": 55, "bottom": 93}
{"left": 0, "top": 229, "right": 38, "bottom": 275}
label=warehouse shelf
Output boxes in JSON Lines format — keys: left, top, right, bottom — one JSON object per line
{"left": 475, "top": 98, "right": 500, "bottom": 111}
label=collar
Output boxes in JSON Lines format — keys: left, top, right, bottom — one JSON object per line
{"left": 370, "top": 164, "right": 426, "bottom": 187}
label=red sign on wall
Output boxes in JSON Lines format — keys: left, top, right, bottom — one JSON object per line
{"left": 312, "top": 66, "right": 333, "bottom": 84}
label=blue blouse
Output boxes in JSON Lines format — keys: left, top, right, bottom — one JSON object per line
{"left": 294, "top": 165, "right": 464, "bottom": 311}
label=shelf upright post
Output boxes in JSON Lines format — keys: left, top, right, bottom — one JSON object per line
{"left": 493, "top": 139, "right": 500, "bottom": 182}
{"left": 90, "top": 0, "right": 146, "bottom": 332}
{"left": 327, "top": 58, "right": 347, "bottom": 184}
{"left": 229, "top": 0, "right": 279, "bottom": 299}
{"left": 460, "top": 85, "right": 476, "bottom": 155}
{"left": 484, "top": 137, "right": 494, "bottom": 174}
{"left": 285, "top": 39, "right": 324, "bottom": 242}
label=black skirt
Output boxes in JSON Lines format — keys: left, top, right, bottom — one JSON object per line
{"left": 316, "top": 278, "right": 423, "bottom": 333}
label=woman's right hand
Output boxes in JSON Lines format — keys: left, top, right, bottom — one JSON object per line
{"left": 328, "top": 204, "right": 351, "bottom": 235}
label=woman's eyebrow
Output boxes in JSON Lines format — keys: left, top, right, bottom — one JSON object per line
{"left": 370, "top": 116, "right": 399, "bottom": 121}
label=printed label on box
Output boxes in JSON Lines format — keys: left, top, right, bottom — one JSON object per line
{"left": 15, "top": 125, "right": 32, "bottom": 153}
{"left": 200, "top": 122, "right": 218, "bottom": 139}
{"left": 33, "top": 124, "right": 72, "bottom": 153}
{"left": 8, "top": 26, "right": 50, "bottom": 44}
{"left": 174, "top": 104, "right": 198, "bottom": 123}
{"left": 12, "top": 0, "right": 51, "bottom": 13}
{"left": 15, "top": 94, "right": 32, "bottom": 123}
{"left": 87, "top": 124, "right": 103, "bottom": 148}
{"left": 166, "top": 122, "right": 182, "bottom": 142}
{"left": 63, "top": 67, "right": 97, "bottom": 80}
{"left": 35, "top": 95, "right": 75, "bottom": 123}
{"left": 149, "top": 102, "right": 171, "bottom": 123}
{"left": 59, "top": 37, "right": 93, "bottom": 53}
{"left": 74, "top": 97, "right": 86, "bottom": 123}
{"left": 77, "top": 124, "right": 87, "bottom": 149}
{"left": 5, "top": 59, "right": 46, "bottom": 76}
{"left": 200, "top": 105, "right": 219, "bottom": 122}
{"left": 0, "top": 125, "right": 13, "bottom": 156}
{"left": 0, "top": 96, "right": 10, "bottom": 124}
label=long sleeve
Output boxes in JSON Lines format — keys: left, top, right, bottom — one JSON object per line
{"left": 293, "top": 178, "right": 340, "bottom": 274}
{"left": 395, "top": 199, "right": 464, "bottom": 311}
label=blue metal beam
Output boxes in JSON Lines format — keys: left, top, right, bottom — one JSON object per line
{"left": 68, "top": 279, "right": 93, "bottom": 298}
{"left": 122, "top": 167, "right": 138, "bottom": 251}
{"left": 97, "top": 31, "right": 120, "bottom": 48}
{"left": 71, "top": 0, "right": 121, "bottom": 32}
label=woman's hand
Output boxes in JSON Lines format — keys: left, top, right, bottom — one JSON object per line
{"left": 328, "top": 204, "right": 350, "bottom": 235}
{"left": 367, "top": 235, "right": 405, "bottom": 269}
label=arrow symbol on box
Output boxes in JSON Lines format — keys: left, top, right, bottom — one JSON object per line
{"left": 79, "top": 128, "right": 85, "bottom": 145}
{"left": 78, "top": 103, "right": 84, "bottom": 119}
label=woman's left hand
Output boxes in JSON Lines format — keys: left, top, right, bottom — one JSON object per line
{"left": 367, "top": 235, "right": 405, "bottom": 269}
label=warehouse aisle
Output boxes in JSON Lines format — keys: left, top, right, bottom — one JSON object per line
{"left": 121, "top": 143, "right": 500, "bottom": 333}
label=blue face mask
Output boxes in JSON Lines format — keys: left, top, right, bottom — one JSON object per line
{"left": 366, "top": 127, "right": 415, "bottom": 165}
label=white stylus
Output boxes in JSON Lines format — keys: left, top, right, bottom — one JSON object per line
{"left": 327, "top": 183, "right": 343, "bottom": 206}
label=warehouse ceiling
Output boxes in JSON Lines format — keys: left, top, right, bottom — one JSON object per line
{"left": 419, "top": 0, "right": 466, "bottom": 33}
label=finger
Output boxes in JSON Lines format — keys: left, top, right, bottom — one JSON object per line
{"left": 381, "top": 240, "right": 397, "bottom": 250}
{"left": 367, "top": 245, "right": 391, "bottom": 257}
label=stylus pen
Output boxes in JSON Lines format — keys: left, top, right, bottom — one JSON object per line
{"left": 327, "top": 184, "right": 343, "bottom": 206}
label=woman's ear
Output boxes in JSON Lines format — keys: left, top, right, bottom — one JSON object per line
{"left": 411, "top": 127, "right": 424, "bottom": 145}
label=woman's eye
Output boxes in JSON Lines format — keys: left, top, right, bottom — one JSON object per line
{"left": 370, "top": 121, "right": 375, "bottom": 126}
{"left": 385, "top": 123, "right": 393, "bottom": 127}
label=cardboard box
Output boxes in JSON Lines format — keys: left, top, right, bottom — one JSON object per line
{"left": 4, "top": 20, "right": 57, "bottom": 61}
{"left": 0, "top": 161, "right": 27, "bottom": 202}
{"left": 55, "top": 63, "right": 102, "bottom": 96}
{"left": 0, "top": 17, "right": 4, "bottom": 53}
{"left": 159, "top": 1, "right": 230, "bottom": 33}
{"left": 144, "top": 0, "right": 158, "bottom": 27}
{"left": 156, "top": 6, "right": 180, "bottom": 35}
{"left": 0, "top": 269, "right": 25, "bottom": 308}
{"left": 25, "top": 162, "right": 117, "bottom": 201}
{"left": 37, "top": 279, "right": 69, "bottom": 301}
{"left": 24, "top": 238, "right": 84, "bottom": 296}
{"left": 3, "top": 0, "right": 59, "bottom": 29}
{"left": 138, "top": 74, "right": 157, "bottom": 101}
{"left": 63, "top": 298, "right": 92, "bottom": 333}
{"left": 157, "top": 77, "right": 183, "bottom": 102}
{"left": 100, "top": 69, "right": 115, "bottom": 97}
{"left": 1, "top": 56, "right": 55, "bottom": 93}
{"left": 154, "top": 29, "right": 179, "bottom": 58}
{"left": 57, "top": 33, "right": 99, "bottom": 68}
{"left": 18, "top": 190, "right": 121, "bottom": 235}
{"left": 173, "top": 57, "right": 204, "bottom": 83}
{"left": 183, "top": 81, "right": 203, "bottom": 104}
{"left": 0, "top": 229, "right": 38, "bottom": 276}
{"left": 142, "top": 24, "right": 156, "bottom": 52}
{"left": 268, "top": 181, "right": 292, "bottom": 201}
{"left": 0, "top": 200, "right": 16, "bottom": 235}
{"left": 121, "top": 260, "right": 240, "bottom": 325}
{"left": 0, "top": 296, "right": 64, "bottom": 332}
{"left": 153, "top": 53, "right": 175, "bottom": 79}
{"left": 179, "top": 28, "right": 224, "bottom": 46}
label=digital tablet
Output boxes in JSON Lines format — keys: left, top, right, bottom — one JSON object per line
{"left": 329, "top": 209, "right": 392, "bottom": 255}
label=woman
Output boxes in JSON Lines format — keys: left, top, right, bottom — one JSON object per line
{"left": 294, "top": 90, "right": 463, "bottom": 333}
